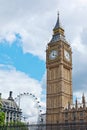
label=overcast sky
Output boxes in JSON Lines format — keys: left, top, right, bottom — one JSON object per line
{"left": 0, "top": 0, "right": 87, "bottom": 123}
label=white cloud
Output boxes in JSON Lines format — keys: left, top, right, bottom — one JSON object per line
{"left": 72, "top": 27, "right": 87, "bottom": 97}
{"left": 0, "top": 0, "right": 87, "bottom": 116}
{"left": 0, "top": 64, "right": 45, "bottom": 123}
{"left": 0, "top": 0, "right": 87, "bottom": 61}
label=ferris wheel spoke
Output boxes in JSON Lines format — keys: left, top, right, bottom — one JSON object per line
{"left": 14, "top": 92, "right": 43, "bottom": 123}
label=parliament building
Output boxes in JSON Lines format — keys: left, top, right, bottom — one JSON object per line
{"left": 46, "top": 13, "right": 87, "bottom": 126}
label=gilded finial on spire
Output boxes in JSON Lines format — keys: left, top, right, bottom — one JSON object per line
{"left": 58, "top": 11, "right": 59, "bottom": 18}
{"left": 57, "top": 11, "right": 60, "bottom": 25}
{"left": 54, "top": 11, "right": 60, "bottom": 30}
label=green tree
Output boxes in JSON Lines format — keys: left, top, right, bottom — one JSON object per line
{"left": 0, "top": 103, "right": 5, "bottom": 126}
{"left": 7, "top": 121, "right": 28, "bottom": 130}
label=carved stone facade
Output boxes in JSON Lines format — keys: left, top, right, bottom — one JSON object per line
{"left": 0, "top": 91, "right": 21, "bottom": 123}
{"left": 46, "top": 14, "right": 87, "bottom": 125}
{"left": 62, "top": 95, "right": 87, "bottom": 123}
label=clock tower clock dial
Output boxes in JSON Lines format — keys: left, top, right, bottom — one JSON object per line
{"left": 46, "top": 14, "right": 72, "bottom": 124}
{"left": 49, "top": 50, "right": 58, "bottom": 60}
{"left": 64, "top": 50, "right": 70, "bottom": 61}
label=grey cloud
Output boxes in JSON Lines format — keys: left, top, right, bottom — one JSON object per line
{"left": 72, "top": 46, "right": 87, "bottom": 94}
{"left": 80, "top": 28, "right": 87, "bottom": 46}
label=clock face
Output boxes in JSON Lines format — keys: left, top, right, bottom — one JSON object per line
{"left": 64, "top": 50, "right": 70, "bottom": 61}
{"left": 49, "top": 50, "right": 58, "bottom": 60}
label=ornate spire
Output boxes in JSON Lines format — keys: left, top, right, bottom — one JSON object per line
{"left": 82, "top": 93, "right": 85, "bottom": 101}
{"left": 8, "top": 91, "right": 14, "bottom": 101}
{"left": 50, "top": 12, "right": 66, "bottom": 43}
{"left": 54, "top": 12, "right": 60, "bottom": 29}
{"left": 82, "top": 93, "right": 85, "bottom": 106}
{"left": 75, "top": 98, "right": 78, "bottom": 109}
{"left": 53, "top": 12, "right": 64, "bottom": 34}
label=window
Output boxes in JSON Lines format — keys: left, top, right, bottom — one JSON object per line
{"left": 65, "top": 120, "right": 68, "bottom": 123}
{"left": 80, "top": 119, "right": 84, "bottom": 122}
{"left": 80, "top": 112, "right": 83, "bottom": 117}
{"left": 7, "top": 112, "right": 9, "bottom": 117}
{"left": 72, "top": 112, "right": 76, "bottom": 121}
{"left": 65, "top": 112, "right": 68, "bottom": 118}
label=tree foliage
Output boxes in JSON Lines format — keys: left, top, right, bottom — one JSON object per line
{"left": 0, "top": 102, "right": 5, "bottom": 126}
{"left": 0, "top": 102, "right": 28, "bottom": 129}
{"left": 6, "top": 121, "right": 28, "bottom": 130}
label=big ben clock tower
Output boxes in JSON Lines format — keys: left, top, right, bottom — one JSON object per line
{"left": 46, "top": 14, "right": 72, "bottom": 123}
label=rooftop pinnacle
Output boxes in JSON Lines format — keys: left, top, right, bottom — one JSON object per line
{"left": 50, "top": 13, "right": 66, "bottom": 43}
{"left": 54, "top": 12, "right": 61, "bottom": 30}
{"left": 53, "top": 12, "right": 64, "bottom": 35}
